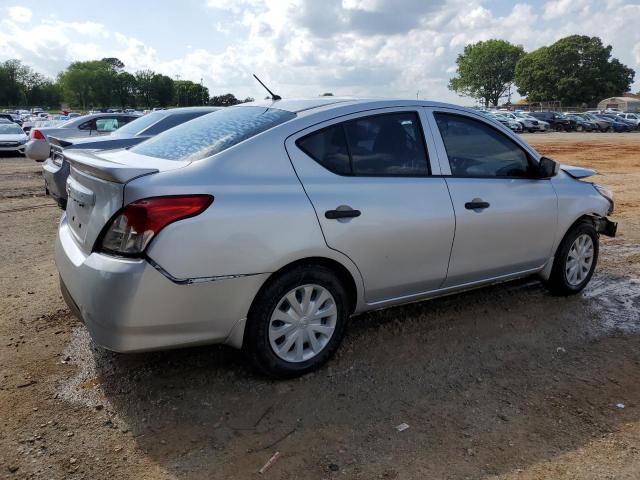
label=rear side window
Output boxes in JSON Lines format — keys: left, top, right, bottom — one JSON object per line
{"left": 143, "top": 112, "right": 207, "bottom": 135}
{"left": 132, "top": 107, "right": 296, "bottom": 161}
{"left": 434, "top": 112, "right": 532, "bottom": 178}
{"left": 296, "top": 112, "right": 429, "bottom": 176}
{"left": 296, "top": 125, "right": 351, "bottom": 175}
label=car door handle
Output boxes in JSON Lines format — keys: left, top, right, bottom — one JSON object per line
{"left": 464, "top": 201, "right": 490, "bottom": 210}
{"left": 325, "top": 208, "right": 361, "bottom": 219}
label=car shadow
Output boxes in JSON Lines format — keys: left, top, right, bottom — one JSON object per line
{"left": 80, "top": 270, "right": 640, "bottom": 478}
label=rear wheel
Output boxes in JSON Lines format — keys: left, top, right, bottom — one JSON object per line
{"left": 545, "top": 221, "right": 598, "bottom": 296}
{"left": 244, "top": 265, "right": 350, "bottom": 378}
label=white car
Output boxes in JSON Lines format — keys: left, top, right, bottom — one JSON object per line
{"left": 0, "top": 120, "right": 28, "bottom": 154}
{"left": 24, "top": 113, "right": 139, "bottom": 161}
{"left": 498, "top": 111, "right": 546, "bottom": 133}
{"left": 514, "top": 112, "right": 549, "bottom": 132}
{"left": 617, "top": 113, "right": 640, "bottom": 127}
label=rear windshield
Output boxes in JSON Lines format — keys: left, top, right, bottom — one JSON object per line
{"left": 114, "top": 111, "right": 165, "bottom": 136}
{"left": 131, "top": 106, "right": 296, "bottom": 161}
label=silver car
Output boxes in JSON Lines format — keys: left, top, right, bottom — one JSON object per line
{"left": 55, "top": 98, "right": 617, "bottom": 377}
{"left": 25, "top": 113, "right": 139, "bottom": 161}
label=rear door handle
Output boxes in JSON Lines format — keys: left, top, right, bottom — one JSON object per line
{"left": 465, "top": 201, "right": 490, "bottom": 210}
{"left": 325, "top": 208, "right": 361, "bottom": 219}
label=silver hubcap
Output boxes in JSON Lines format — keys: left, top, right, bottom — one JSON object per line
{"left": 565, "top": 234, "right": 594, "bottom": 286}
{"left": 269, "top": 284, "right": 338, "bottom": 363}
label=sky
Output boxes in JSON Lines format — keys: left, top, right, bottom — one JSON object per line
{"left": 1, "top": 0, "right": 640, "bottom": 106}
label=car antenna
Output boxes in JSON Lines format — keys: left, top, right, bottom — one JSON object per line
{"left": 253, "top": 74, "right": 281, "bottom": 101}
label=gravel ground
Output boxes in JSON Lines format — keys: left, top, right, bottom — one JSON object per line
{"left": 1, "top": 133, "right": 639, "bottom": 479}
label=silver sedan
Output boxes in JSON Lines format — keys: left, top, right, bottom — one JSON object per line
{"left": 55, "top": 98, "right": 617, "bottom": 377}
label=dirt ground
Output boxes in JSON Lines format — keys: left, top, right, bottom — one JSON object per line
{"left": 1, "top": 132, "right": 639, "bottom": 479}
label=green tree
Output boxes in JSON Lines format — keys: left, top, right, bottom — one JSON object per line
{"left": 151, "top": 74, "right": 175, "bottom": 107}
{"left": 209, "top": 93, "right": 253, "bottom": 106}
{"left": 134, "top": 70, "right": 155, "bottom": 107}
{"left": 114, "top": 71, "right": 136, "bottom": 108}
{"left": 515, "top": 35, "right": 635, "bottom": 105}
{"left": 0, "top": 60, "right": 30, "bottom": 106}
{"left": 58, "top": 59, "right": 121, "bottom": 109}
{"left": 449, "top": 39, "right": 525, "bottom": 108}
{"left": 174, "top": 80, "right": 208, "bottom": 106}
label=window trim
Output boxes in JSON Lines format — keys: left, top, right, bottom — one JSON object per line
{"left": 295, "top": 110, "right": 432, "bottom": 178}
{"left": 431, "top": 110, "right": 541, "bottom": 180}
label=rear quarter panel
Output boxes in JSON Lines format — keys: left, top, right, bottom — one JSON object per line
{"left": 131, "top": 133, "right": 364, "bottom": 297}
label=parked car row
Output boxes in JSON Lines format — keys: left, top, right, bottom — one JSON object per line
{"left": 480, "top": 109, "right": 640, "bottom": 133}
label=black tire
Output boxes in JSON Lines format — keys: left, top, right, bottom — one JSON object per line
{"left": 545, "top": 221, "right": 599, "bottom": 296}
{"left": 244, "top": 264, "right": 350, "bottom": 378}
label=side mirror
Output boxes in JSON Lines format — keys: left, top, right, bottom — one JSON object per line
{"left": 538, "top": 156, "right": 559, "bottom": 178}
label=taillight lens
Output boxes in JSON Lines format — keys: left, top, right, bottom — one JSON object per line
{"left": 98, "top": 195, "right": 213, "bottom": 256}
{"left": 31, "top": 129, "right": 44, "bottom": 140}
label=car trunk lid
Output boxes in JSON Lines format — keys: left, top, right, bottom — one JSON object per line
{"left": 64, "top": 149, "right": 188, "bottom": 252}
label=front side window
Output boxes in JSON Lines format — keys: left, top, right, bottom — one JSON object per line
{"left": 296, "top": 112, "right": 429, "bottom": 176}
{"left": 78, "top": 120, "right": 94, "bottom": 130}
{"left": 132, "top": 106, "right": 295, "bottom": 162}
{"left": 434, "top": 112, "right": 532, "bottom": 178}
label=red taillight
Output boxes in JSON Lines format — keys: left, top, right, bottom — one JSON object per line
{"left": 99, "top": 195, "right": 213, "bottom": 255}
{"left": 31, "top": 129, "right": 44, "bottom": 140}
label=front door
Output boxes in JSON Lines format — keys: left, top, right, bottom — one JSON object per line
{"left": 286, "top": 108, "right": 455, "bottom": 304}
{"left": 429, "top": 109, "right": 558, "bottom": 287}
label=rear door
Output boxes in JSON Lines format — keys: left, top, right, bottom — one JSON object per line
{"left": 286, "top": 108, "right": 455, "bottom": 304}
{"left": 427, "top": 108, "right": 558, "bottom": 287}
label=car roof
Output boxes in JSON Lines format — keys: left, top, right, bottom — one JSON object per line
{"left": 237, "top": 97, "right": 501, "bottom": 118}
{"left": 154, "top": 106, "right": 220, "bottom": 116}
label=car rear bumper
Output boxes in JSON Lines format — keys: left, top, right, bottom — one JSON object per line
{"left": 55, "top": 214, "right": 268, "bottom": 352}
{"left": 42, "top": 158, "right": 69, "bottom": 208}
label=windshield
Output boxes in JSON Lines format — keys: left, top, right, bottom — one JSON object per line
{"left": 113, "top": 111, "right": 165, "bottom": 136}
{"left": 0, "top": 124, "right": 23, "bottom": 134}
{"left": 132, "top": 106, "right": 296, "bottom": 161}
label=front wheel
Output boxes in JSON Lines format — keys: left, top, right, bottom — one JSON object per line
{"left": 545, "top": 222, "right": 599, "bottom": 296}
{"left": 244, "top": 265, "right": 350, "bottom": 378}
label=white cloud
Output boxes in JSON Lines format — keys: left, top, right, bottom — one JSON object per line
{"left": 0, "top": 0, "right": 639, "bottom": 103}
{"left": 543, "top": 0, "right": 592, "bottom": 20}
{"left": 7, "top": 6, "right": 31, "bottom": 23}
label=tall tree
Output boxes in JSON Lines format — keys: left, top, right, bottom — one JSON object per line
{"left": 174, "top": 80, "right": 208, "bottom": 106}
{"left": 135, "top": 70, "right": 155, "bottom": 107}
{"left": 114, "top": 71, "right": 136, "bottom": 108}
{"left": 209, "top": 93, "right": 254, "bottom": 106}
{"left": 515, "top": 35, "right": 635, "bottom": 105}
{"left": 151, "top": 74, "right": 175, "bottom": 107}
{"left": 58, "top": 59, "right": 120, "bottom": 109}
{"left": 449, "top": 39, "right": 525, "bottom": 108}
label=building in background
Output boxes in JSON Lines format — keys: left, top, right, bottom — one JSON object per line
{"left": 597, "top": 95, "right": 640, "bottom": 112}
